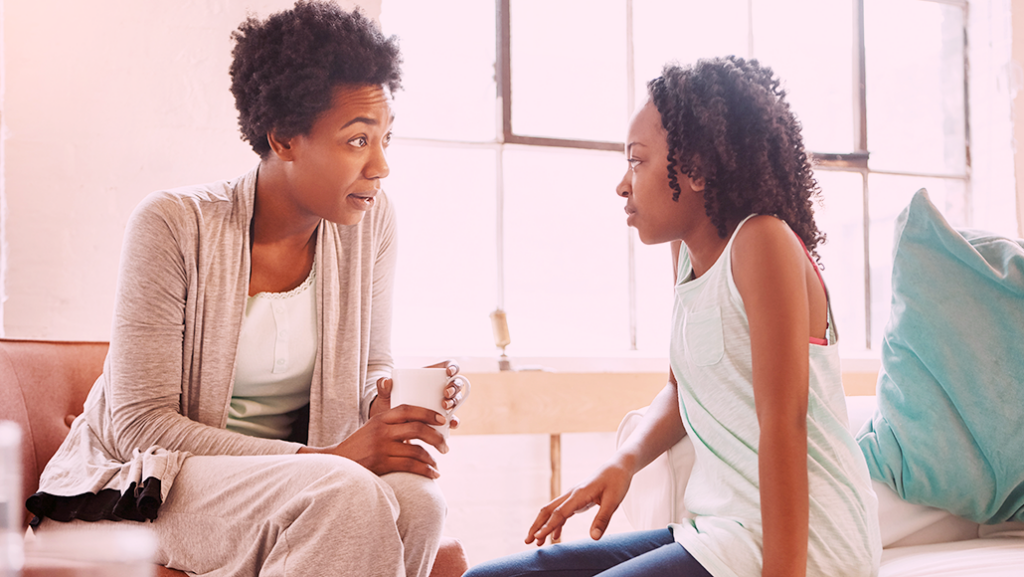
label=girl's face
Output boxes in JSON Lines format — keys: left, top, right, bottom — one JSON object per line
{"left": 278, "top": 84, "right": 394, "bottom": 226}
{"left": 615, "top": 100, "right": 705, "bottom": 245}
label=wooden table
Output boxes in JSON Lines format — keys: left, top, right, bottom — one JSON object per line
{"left": 452, "top": 370, "right": 878, "bottom": 505}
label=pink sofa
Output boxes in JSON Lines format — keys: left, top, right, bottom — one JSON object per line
{"left": 0, "top": 338, "right": 467, "bottom": 577}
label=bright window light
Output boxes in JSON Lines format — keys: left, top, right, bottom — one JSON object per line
{"left": 754, "top": 0, "right": 855, "bottom": 154}
{"left": 380, "top": 0, "right": 497, "bottom": 142}
{"left": 385, "top": 142, "right": 499, "bottom": 358}
{"left": 502, "top": 146, "right": 631, "bottom": 356}
{"left": 633, "top": 0, "right": 749, "bottom": 105}
{"left": 510, "top": 0, "right": 626, "bottom": 142}
{"left": 813, "top": 170, "right": 867, "bottom": 354}
{"left": 865, "top": 0, "right": 966, "bottom": 175}
{"left": 378, "top": 0, "right": 994, "bottom": 362}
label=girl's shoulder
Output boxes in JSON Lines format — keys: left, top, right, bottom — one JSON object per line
{"left": 731, "top": 214, "right": 799, "bottom": 259}
{"left": 734, "top": 213, "right": 789, "bottom": 238}
{"left": 729, "top": 214, "right": 807, "bottom": 291}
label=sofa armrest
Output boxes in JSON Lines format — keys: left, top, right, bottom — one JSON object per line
{"left": 615, "top": 407, "right": 695, "bottom": 531}
{"left": 0, "top": 339, "right": 109, "bottom": 528}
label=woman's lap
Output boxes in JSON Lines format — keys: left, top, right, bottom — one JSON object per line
{"left": 35, "top": 453, "right": 427, "bottom": 576}
{"left": 464, "top": 529, "right": 712, "bottom": 577}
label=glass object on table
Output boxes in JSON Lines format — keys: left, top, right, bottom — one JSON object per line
{"left": 23, "top": 526, "right": 157, "bottom": 577}
{"left": 1, "top": 421, "right": 23, "bottom": 577}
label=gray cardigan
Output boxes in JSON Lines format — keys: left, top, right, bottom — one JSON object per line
{"left": 34, "top": 165, "right": 396, "bottom": 518}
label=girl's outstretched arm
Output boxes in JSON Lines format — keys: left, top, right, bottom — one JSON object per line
{"left": 526, "top": 373, "right": 688, "bottom": 546}
{"left": 732, "top": 216, "right": 813, "bottom": 577}
{"left": 526, "top": 240, "right": 690, "bottom": 546}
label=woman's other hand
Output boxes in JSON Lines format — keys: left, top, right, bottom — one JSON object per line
{"left": 299, "top": 404, "right": 448, "bottom": 478}
{"left": 370, "top": 375, "right": 394, "bottom": 417}
{"left": 425, "top": 359, "right": 469, "bottom": 430}
{"left": 525, "top": 458, "right": 634, "bottom": 546}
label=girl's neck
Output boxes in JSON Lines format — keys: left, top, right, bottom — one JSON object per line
{"left": 684, "top": 219, "right": 738, "bottom": 279}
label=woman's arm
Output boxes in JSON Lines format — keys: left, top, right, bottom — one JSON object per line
{"left": 105, "top": 191, "right": 301, "bottom": 459}
{"left": 732, "top": 215, "right": 811, "bottom": 577}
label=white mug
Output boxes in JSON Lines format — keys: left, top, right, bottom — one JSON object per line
{"left": 390, "top": 368, "right": 470, "bottom": 440}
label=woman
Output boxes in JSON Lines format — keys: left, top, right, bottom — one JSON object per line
{"left": 27, "top": 3, "right": 468, "bottom": 576}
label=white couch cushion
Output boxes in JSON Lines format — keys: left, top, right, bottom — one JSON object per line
{"left": 617, "top": 395, "right": 988, "bottom": 549}
{"left": 616, "top": 407, "right": 693, "bottom": 530}
{"left": 878, "top": 537, "right": 1024, "bottom": 577}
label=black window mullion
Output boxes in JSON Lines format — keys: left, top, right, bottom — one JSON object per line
{"left": 497, "top": 0, "right": 512, "bottom": 144}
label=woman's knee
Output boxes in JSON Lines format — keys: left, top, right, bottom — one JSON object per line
{"left": 288, "top": 455, "right": 399, "bottom": 515}
{"left": 380, "top": 472, "right": 446, "bottom": 528}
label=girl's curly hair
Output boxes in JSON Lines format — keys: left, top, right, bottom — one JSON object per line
{"left": 230, "top": 1, "right": 402, "bottom": 157}
{"left": 648, "top": 56, "right": 825, "bottom": 258}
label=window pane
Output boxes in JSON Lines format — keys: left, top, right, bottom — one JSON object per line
{"left": 867, "top": 174, "right": 966, "bottom": 350}
{"left": 813, "top": 170, "right": 866, "bottom": 355}
{"left": 385, "top": 142, "right": 499, "bottom": 358}
{"left": 632, "top": 0, "right": 748, "bottom": 106}
{"left": 633, "top": 229, "right": 674, "bottom": 356}
{"left": 865, "top": 0, "right": 966, "bottom": 174}
{"left": 754, "top": 0, "right": 855, "bottom": 154}
{"left": 380, "top": 0, "right": 496, "bottom": 141}
{"left": 510, "top": 0, "right": 626, "bottom": 142}
{"left": 503, "top": 146, "right": 630, "bottom": 356}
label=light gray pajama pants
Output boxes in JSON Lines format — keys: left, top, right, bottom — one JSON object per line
{"left": 36, "top": 453, "right": 446, "bottom": 577}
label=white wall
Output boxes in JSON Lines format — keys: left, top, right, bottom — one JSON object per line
{"left": 1014, "top": 0, "right": 1024, "bottom": 236}
{"left": 0, "top": 0, "right": 378, "bottom": 339}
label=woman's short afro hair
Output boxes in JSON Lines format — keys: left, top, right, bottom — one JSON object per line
{"left": 229, "top": 1, "right": 402, "bottom": 157}
{"left": 648, "top": 56, "right": 825, "bottom": 258}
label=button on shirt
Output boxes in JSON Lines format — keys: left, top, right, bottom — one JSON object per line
{"left": 227, "top": 268, "right": 317, "bottom": 439}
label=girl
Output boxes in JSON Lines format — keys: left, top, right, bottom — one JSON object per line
{"left": 28, "top": 3, "right": 468, "bottom": 576}
{"left": 466, "top": 56, "right": 880, "bottom": 577}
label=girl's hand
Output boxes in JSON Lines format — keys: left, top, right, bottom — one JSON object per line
{"left": 525, "top": 459, "right": 634, "bottom": 546}
{"left": 425, "top": 359, "right": 469, "bottom": 430}
{"left": 299, "top": 405, "right": 449, "bottom": 478}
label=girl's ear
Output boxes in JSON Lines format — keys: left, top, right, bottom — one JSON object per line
{"left": 685, "top": 174, "right": 706, "bottom": 193}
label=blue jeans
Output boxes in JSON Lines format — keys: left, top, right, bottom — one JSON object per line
{"left": 463, "top": 529, "right": 713, "bottom": 577}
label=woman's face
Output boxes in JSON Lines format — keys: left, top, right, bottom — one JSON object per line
{"left": 615, "top": 100, "right": 704, "bottom": 245}
{"left": 279, "top": 84, "right": 394, "bottom": 226}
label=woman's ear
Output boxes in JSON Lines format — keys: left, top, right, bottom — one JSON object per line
{"left": 267, "top": 130, "right": 295, "bottom": 161}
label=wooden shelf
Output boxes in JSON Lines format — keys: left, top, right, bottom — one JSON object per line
{"left": 452, "top": 371, "right": 878, "bottom": 436}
